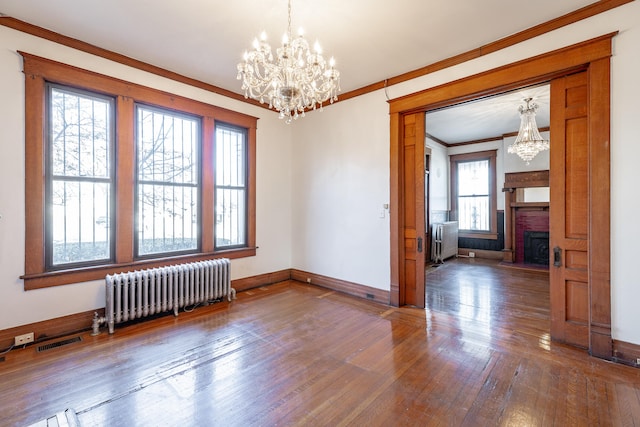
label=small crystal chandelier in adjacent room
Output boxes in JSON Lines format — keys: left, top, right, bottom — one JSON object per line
{"left": 507, "top": 97, "right": 550, "bottom": 164}
{"left": 236, "top": 0, "right": 340, "bottom": 124}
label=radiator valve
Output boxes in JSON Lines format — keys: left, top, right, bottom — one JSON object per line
{"left": 91, "top": 312, "right": 107, "bottom": 336}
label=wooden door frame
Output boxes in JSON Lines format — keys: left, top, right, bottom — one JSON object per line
{"left": 389, "top": 33, "right": 614, "bottom": 358}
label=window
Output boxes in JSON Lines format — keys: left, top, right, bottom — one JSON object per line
{"left": 47, "top": 85, "right": 115, "bottom": 268}
{"left": 22, "top": 53, "right": 257, "bottom": 289}
{"left": 456, "top": 159, "right": 490, "bottom": 231}
{"left": 450, "top": 150, "right": 497, "bottom": 239}
{"left": 215, "top": 124, "right": 247, "bottom": 249}
{"left": 136, "top": 106, "right": 200, "bottom": 256}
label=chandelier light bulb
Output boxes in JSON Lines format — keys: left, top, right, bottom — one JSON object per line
{"left": 236, "top": 0, "right": 340, "bottom": 123}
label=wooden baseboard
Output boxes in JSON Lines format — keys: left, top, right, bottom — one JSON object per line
{"left": 0, "top": 309, "right": 101, "bottom": 351}
{"left": 613, "top": 339, "right": 640, "bottom": 367}
{"left": 290, "top": 269, "right": 390, "bottom": 305}
{"left": 1, "top": 268, "right": 388, "bottom": 350}
{"left": 231, "top": 269, "right": 291, "bottom": 292}
{"left": 458, "top": 248, "right": 504, "bottom": 260}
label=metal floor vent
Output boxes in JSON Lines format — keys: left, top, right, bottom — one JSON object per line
{"left": 37, "top": 336, "right": 82, "bottom": 352}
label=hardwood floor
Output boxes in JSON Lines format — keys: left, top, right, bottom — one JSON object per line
{"left": 2, "top": 258, "right": 640, "bottom": 426}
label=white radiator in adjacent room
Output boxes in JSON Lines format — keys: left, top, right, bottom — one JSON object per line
{"left": 431, "top": 221, "right": 459, "bottom": 263}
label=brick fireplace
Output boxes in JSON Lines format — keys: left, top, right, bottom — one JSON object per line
{"left": 502, "top": 170, "right": 550, "bottom": 269}
{"left": 516, "top": 210, "right": 549, "bottom": 265}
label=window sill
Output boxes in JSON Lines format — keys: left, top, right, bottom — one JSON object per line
{"left": 21, "top": 247, "right": 256, "bottom": 290}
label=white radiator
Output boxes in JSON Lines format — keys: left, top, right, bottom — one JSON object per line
{"left": 101, "top": 259, "right": 234, "bottom": 334}
{"left": 431, "top": 221, "right": 458, "bottom": 263}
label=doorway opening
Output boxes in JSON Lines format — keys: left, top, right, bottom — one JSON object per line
{"left": 423, "top": 83, "right": 551, "bottom": 330}
{"left": 388, "top": 34, "right": 613, "bottom": 359}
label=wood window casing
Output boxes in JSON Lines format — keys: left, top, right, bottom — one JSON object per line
{"left": 21, "top": 52, "right": 257, "bottom": 290}
{"left": 449, "top": 150, "right": 498, "bottom": 240}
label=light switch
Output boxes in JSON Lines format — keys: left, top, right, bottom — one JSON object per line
{"left": 379, "top": 209, "right": 386, "bottom": 218}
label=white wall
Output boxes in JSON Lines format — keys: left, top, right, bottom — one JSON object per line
{"left": 0, "top": 26, "right": 292, "bottom": 330}
{"left": 291, "top": 2, "right": 640, "bottom": 345}
{"left": 290, "top": 90, "right": 391, "bottom": 290}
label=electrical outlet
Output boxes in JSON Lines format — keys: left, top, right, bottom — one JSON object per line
{"left": 306, "top": 278, "right": 312, "bottom": 284}
{"left": 15, "top": 332, "right": 34, "bottom": 346}
{"left": 469, "top": 252, "right": 476, "bottom": 258}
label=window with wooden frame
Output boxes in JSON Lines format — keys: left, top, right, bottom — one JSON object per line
{"left": 450, "top": 150, "right": 498, "bottom": 239}
{"left": 46, "top": 84, "right": 116, "bottom": 269}
{"left": 135, "top": 105, "right": 201, "bottom": 258}
{"left": 21, "top": 52, "right": 257, "bottom": 290}
{"left": 214, "top": 124, "right": 249, "bottom": 250}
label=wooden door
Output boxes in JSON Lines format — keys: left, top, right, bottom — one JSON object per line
{"left": 549, "top": 64, "right": 612, "bottom": 356}
{"left": 399, "top": 112, "right": 426, "bottom": 307}
{"left": 549, "top": 70, "right": 590, "bottom": 348}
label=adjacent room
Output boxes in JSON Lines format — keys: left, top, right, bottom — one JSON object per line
{"left": 1, "top": 0, "right": 640, "bottom": 425}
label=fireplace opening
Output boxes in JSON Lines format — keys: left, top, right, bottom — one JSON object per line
{"left": 524, "top": 231, "right": 549, "bottom": 266}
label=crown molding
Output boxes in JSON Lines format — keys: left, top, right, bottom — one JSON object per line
{"left": 0, "top": 0, "right": 633, "bottom": 110}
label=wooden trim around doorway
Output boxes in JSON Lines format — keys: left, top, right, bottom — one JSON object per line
{"left": 390, "top": 33, "right": 615, "bottom": 115}
{"left": 389, "top": 33, "right": 614, "bottom": 358}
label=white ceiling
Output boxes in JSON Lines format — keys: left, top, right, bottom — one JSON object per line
{"left": 0, "top": 0, "right": 583, "bottom": 139}
{"left": 426, "top": 84, "right": 550, "bottom": 144}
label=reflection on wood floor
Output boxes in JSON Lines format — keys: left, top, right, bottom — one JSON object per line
{"left": 2, "top": 258, "right": 640, "bottom": 426}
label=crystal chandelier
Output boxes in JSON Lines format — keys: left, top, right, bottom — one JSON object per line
{"left": 508, "top": 98, "right": 550, "bottom": 164}
{"left": 236, "top": 0, "right": 340, "bottom": 124}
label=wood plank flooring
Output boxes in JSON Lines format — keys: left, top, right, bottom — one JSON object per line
{"left": 1, "top": 258, "right": 640, "bottom": 426}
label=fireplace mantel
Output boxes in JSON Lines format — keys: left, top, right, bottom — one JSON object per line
{"left": 502, "top": 170, "right": 550, "bottom": 264}
{"left": 503, "top": 170, "right": 549, "bottom": 191}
